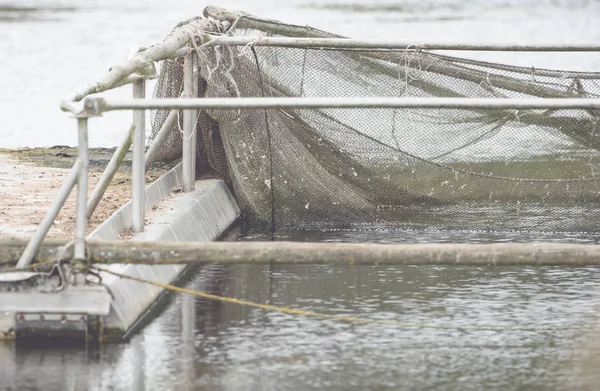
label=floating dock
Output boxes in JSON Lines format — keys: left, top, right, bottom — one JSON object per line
{"left": 0, "top": 159, "right": 240, "bottom": 342}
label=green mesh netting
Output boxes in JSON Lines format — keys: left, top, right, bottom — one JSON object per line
{"left": 150, "top": 14, "right": 600, "bottom": 233}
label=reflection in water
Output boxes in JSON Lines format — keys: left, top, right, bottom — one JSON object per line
{"left": 2, "top": 264, "right": 600, "bottom": 390}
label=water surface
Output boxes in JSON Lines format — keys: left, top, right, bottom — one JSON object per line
{"left": 2, "top": 264, "right": 600, "bottom": 390}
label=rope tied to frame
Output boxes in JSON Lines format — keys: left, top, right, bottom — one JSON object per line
{"left": 0, "top": 240, "right": 96, "bottom": 295}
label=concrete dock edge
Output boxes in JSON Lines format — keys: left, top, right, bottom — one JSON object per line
{"left": 0, "top": 162, "right": 240, "bottom": 342}
{"left": 97, "top": 178, "right": 240, "bottom": 338}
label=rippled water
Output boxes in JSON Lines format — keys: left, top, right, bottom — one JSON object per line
{"left": 233, "top": 227, "right": 600, "bottom": 244}
{"left": 1, "top": 0, "right": 599, "bottom": 148}
{"left": 2, "top": 264, "right": 600, "bottom": 390}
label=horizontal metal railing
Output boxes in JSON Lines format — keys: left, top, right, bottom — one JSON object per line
{"left": 200, "top": 36, "right": 600, "bottom": 52}
{"left": 85, "top": 96, "right": 600, "bottom": 112}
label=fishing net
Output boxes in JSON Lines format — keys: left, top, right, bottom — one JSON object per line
{"left": 149, "top": 13, "right": 600, "bottom": 233}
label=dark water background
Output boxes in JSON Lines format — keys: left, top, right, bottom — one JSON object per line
{"left": 2, "top": 0, "right": 600, "bottom": 390}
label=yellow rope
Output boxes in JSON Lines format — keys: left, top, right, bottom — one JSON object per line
{"left": 95, "top": 267, "right": 556, "bottom": 333}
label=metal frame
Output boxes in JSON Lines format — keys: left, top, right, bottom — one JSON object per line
{"left": 182, "top": 52, "right": 198, "bottom": 192}
{"left": 16, "top": 117, "right": 90, "bottom": 267}
{"left": 87, "top": 123, "right": 135, "bottom": 219}
{"left": 201, "top": 36, "right": 600, "bottom": 52}
{"left": 132, "top": 79, "right": 146, "bottom": 233}
{"left": 16, "top": 160, "right": 82, "bottom": 268}
{"left": 88, "top": 96, "right": 600, "bottom": 111}
{"left": 15, "top": 34, "right": 600, "bottom": 267}
{"left": 74, "top": 118, "right": 89, "bottom": 260}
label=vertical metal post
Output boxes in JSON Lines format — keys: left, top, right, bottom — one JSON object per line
{"left": 182, "top": 51, "right": 198, "bottom": 192}
{"left": 74, "top": 118, "right": 89, "bottom": 260}
{"left": 132, "top": 79, "right": 146, "bottom": 232}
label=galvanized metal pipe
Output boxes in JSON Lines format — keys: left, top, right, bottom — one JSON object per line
{"left": 87, "top": 123, "right": 135, "bottom": 220}
{"left": 58, "top": 32, "right": 600, "bottom": 116}
{"left": 6, "top": 239, "right": 600, "bottom": 267}
{"left": 15, "top": 159, "right": 82, "bottom": 268}
{"left": 144, "top": 109, "right": 177, "bottom": 170}
{"left": 182, "top": 52, "right": 198, "bottom": 192}
{"left": 173, "top": 46, "right": 190, "bottom": 58}
{"left": 74, "top": 119, "right": 89, "bottom": 260}
{"left": 132, "top": 80, "right": 146, "bottom": 233}
{"left": 80, "top": 240, "right": 600, "bottom": 266}
{"left": 59, "top": 18, "right": 219, "bottom": 107}
{"left": 203, "top": 36, "right": 600, "bottom": 52}
{"left": 92, "top": 96, "right": 600, "bottom": 111}
{"left": 57, "top": 38, "right": 600, "bottom": 117}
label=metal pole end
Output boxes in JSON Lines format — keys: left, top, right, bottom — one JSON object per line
{"left": 78, "top": 98, "right": 104, "bottom": 117}
{"left": 60, "top": 100, "right": 84, "bottom": 114}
